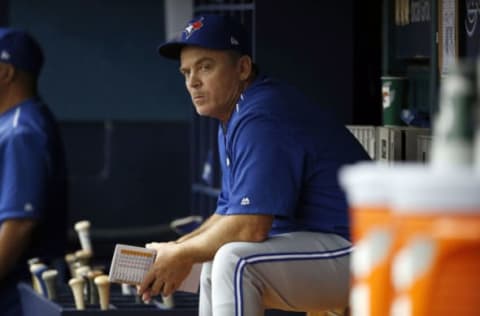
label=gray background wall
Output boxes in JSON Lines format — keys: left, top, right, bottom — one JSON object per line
{"left": 9, "top": 0, "right": 191, "bottom": 121}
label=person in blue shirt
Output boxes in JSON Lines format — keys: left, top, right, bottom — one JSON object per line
{"left": 0, "top": 28, "right": 68, "bottom": 316}
{"left": 139, "top": 15, "right": 370, "bottom": 315}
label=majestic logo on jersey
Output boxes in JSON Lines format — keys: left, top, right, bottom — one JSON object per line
{"left": 184, "top": 17, "right": 204, "bottom": 39}
{"left": 240, "top": 197, "right": 250, "bottom": 206}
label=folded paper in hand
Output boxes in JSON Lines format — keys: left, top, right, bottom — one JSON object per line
{"left": 108, "top": 244, "right": 201, "bottom": 293}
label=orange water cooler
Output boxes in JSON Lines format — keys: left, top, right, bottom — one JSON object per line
{"left": 340, "top": 162, "right": 396, "bottom": 316}
{"left": 389, "top": 168, "right": 480, "bottom": 316}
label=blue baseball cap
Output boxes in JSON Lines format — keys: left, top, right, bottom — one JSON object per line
{"left": 0, "top": 28, "right": 44, "bottom": 77}
{"left": 158, "top": 14, "right": 251, "bottom": 60}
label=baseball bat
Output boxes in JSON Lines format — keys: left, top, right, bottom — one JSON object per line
{"left": 30, "top": 263, "right": 48, "bottom": 297}
{"left": 68, "top": 277, "right": 85, "bottom": 310}
{"left": 27, "top": 257, "right": 41, "bottom": 293}
{"left": 87, "top": 270, "right": 103, "bottom": 305}
{"left": 162, "top": 295, "right": 175, "bottom": 309}
{"left": 74, "top": 220, "right": 92, "bottom": 252}
{"left": 74, "top": 265, "right": 91, "bottom": 279}
{"left": 41, "top": 269, "right": 58, "bottom": 300}
{"left": 75, "top": 249, "right": 93, "bottom": 267}
{"left": 121, "top": 283, "right": 133, "bottom": 295}
{"left": 64, "top": 252, "right": 77, "bottom": 278}
{"left": 94, "top": 275, "right": 111, "bottom": 310}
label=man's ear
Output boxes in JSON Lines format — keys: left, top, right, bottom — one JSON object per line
{"left": 0, "top": 63, "right": 16, "bottom": 84}
{"left": 238, "top": 55, "right": 253, "bottom": 81}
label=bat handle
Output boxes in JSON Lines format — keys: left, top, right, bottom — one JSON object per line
{"left": 94, "top": 275, "right": 111, "bottom": 310}
{"left": 74, "top": 220, "right": 92, "bottom": 252}
{"left": 162, "top": 295, "right": 175, "bottom": 309}
{"left": 41, "top": 269, "right": 59, "bottom": 300}
{"left": 68, "top": 277, "right": 86, "bottom": 310}
{"left": 30, "top": 264, "right": 48, "bottom": 297}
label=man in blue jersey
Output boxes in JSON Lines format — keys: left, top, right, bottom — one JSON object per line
{"left": 139, "top": 15, "right": 370, "bottom": 315}
{"left": 0, "top": 29, "right": 68, "bottom": 316}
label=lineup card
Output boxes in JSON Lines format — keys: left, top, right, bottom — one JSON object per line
{"left": 108, "top": 244, "right": 157, "bottom": 285}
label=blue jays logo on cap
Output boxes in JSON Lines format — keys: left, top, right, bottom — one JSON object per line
{"left": 184, "top": 17, "right": 204, "bottom": 39}
{"left": 157, "top": 14, "right": 251, "bottom": 60}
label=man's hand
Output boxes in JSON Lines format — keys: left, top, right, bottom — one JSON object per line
{"left": 138, "top": 241, "right": 193, "bottom": 301}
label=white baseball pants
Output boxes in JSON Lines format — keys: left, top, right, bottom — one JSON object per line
{"left": 199, "top": 231, "right": 352, "bottom": 316}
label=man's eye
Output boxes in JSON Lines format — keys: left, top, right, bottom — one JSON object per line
{"left": 200, "top": 64, "right": 211, "bottom": 71}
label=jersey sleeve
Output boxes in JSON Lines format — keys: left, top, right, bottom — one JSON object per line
{"left": 225, "top": 116, "right": 304, "bottom": 218}
{"left": 215, "top": 187, "right": 229, "bottom": 215}
{"left": 0, "top": 128, "right": 48, "bottom": 222}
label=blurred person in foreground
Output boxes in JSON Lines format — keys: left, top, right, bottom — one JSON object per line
{"left": 0, "top": 28, "right": 68, "bottom": 316}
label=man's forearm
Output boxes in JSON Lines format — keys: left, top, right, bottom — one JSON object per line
{"left": 176, "top": 214, "right": 222, "bottom": 243}
{"left": 176, "top": 214, "right": 273, "bottom": 263}
{"left": 0, "top": 219, "right": 36, "bottom": 282}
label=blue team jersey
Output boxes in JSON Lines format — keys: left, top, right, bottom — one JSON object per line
{"left": 0, "top": 98, "right": 67, "bottom": 282}
{"left": 215, "top": 76, "right": 370, "bottom": 240}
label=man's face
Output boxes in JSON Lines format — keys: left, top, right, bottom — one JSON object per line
{"left": 179, "top": 46, "right": 244, "bottom": 122}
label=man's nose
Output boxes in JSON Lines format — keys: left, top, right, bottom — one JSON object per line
{"left": 187, "top": 73, "right": 201, "bottom": 89}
